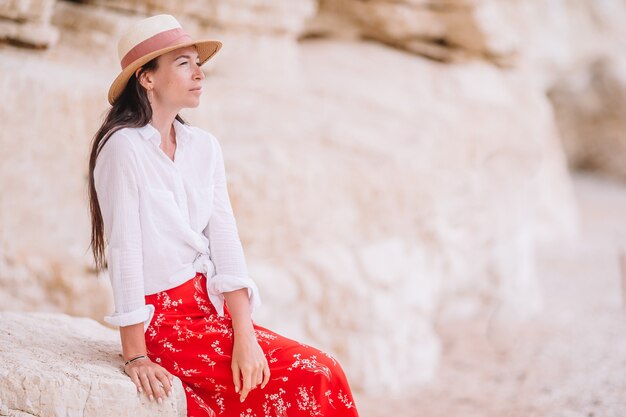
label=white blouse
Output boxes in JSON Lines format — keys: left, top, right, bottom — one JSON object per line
{"left": 93, "top": 118, "right": 261, "bottom": 331}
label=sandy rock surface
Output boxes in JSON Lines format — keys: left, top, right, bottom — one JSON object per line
{"left": 0, "top": 312, "right": 186, "bottom": 417}
{"left": 0, "top": 0, "right": 579, "bottom": 397}
{"left": 355, "top": 173, "right": 626, "bottom": 416}
{"left": 1, "top": 0, "right": 625, "bottom": 408}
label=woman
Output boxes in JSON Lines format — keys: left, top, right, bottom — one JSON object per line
{"left": 87, "top": 13, "right": 360, "bottom": 417}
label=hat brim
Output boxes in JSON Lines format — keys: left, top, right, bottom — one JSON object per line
{"left": 107, "top": 39, "right": 222, "bottom": 105}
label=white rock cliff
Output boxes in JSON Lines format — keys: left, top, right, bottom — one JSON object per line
{"left": 1, "top": 0, "right": 623, "bottom": 410}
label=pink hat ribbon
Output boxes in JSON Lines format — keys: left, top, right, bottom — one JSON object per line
{"left": 120, "top": 27, "right": 192, "bottom": 70}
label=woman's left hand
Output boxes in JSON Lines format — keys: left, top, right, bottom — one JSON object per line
{"left": 231, "top": 330, "right": 270, "bottom": 402}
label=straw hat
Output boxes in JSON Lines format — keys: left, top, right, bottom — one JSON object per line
{"left": 108, "top": 14, "right": 222, "bottom": 105}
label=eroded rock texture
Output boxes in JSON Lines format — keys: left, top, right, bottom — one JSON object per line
{"left": 0, "top": 0, "right": 59, "bottom": 47}
{"left": 0, "top": 0, "right": 622, "bottom": 401}
{"left": 0, "top": 312, "right": 186, "bottom": 417}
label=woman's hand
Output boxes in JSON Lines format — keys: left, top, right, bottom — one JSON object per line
{"left": 231, "top": 330, "right": 271, "bottom": 402}
{"left": 124, "top": 357, "right": 175, "bottom": 403}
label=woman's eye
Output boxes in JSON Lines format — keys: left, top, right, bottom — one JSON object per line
{"left": 179, "top": 61, "right": 188, "bottom": 66}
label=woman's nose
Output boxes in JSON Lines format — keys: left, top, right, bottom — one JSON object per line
{"left": 194, "top": 65, "right": 205, "bottom": 81}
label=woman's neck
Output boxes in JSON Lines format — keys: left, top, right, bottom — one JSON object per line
{"left": 149, "top": 106, "right": 179, "bottom": 147}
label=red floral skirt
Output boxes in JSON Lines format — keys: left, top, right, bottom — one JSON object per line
{"left": 144, "top": 272, "right": 360, "bottom": 417}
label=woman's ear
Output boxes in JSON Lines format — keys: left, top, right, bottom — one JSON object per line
{"left": 135, "top": 67, "right": 153, "bottom": 90}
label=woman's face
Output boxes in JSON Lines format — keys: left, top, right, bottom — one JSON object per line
{"left": 142, "top": 45, "right": 205, "bottom": 110}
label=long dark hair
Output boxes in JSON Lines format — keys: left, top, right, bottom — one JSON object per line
{"left": 87, "top": 57, "right": 187, "bottom": 272}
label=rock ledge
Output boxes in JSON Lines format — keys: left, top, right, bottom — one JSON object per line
{"left": 0, "top": 312, "right": 186, "bottom": 417}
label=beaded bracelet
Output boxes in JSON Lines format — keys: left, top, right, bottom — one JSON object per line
{"left": 124, "top": 354, "right": 148, "bottom": 367}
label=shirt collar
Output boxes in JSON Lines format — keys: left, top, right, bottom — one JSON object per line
{"left": 137, "top": 118, "right": 192, "bottom": 148}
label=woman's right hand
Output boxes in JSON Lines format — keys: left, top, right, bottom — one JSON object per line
{"left": 124, "top": 357, "right": 175, "bottom": 403}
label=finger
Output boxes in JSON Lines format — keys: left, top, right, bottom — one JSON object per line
{"left": 249, "top": 368, "right": 258, "bottom": 391}
{"left": 156, "top": 369, "right": 172, "bottom": 388}
{"left": 127, "top": 367, "right": 143, "bottom": 393}
{"left": 253, "top": 365, "right": 262, "bottom": 389}
{"left": 261, "top": 361, "right": 270, "bottom": 389}
{"left": 240, "top": 368, "right": 253, "bottom": 402}
{"left": 256, "top": 362, "right": 265, "bottom": 386}
{"left": 148, "top": 372, "right": 166, "bottom": 402}
{"left": 231, "top": 363, "right": 241, "bottom": 394}
{"left": 138, "top": 371, "right": 154, "bottom": 401}
{"left": 156, "top": 370, "right": 173, "bottom": 397}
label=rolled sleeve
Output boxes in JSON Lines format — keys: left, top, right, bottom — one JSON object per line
{"left": 94, "top": 133, "right": 152, "bottom": 330}
{"left": 203, "top": 135, "right": 262, "bottom": 317}
{"left": 104, "top": 304, "right": 155, "bottom": 331}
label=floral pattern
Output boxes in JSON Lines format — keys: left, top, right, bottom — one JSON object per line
{"left": 144, "top": 272, "right": 360, "bottom": 417}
